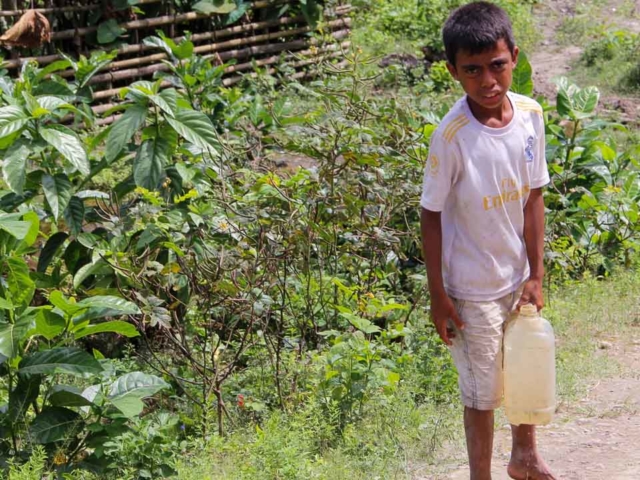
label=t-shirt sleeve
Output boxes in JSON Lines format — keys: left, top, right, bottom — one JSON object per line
{"left": 420, "top": 131, "right": 461, "bottom": 212}
{"left": 530, "top": 114, "right": 550, "bottom": 189}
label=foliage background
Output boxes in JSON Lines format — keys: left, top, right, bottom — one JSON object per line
{"left": 0, "top": 0, "right": 637, "bottom": 479}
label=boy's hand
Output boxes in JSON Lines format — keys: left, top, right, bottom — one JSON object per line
{"left": 517, "top": 278, "right": 544, "bottom": 311}
{"left": 430, "top": 292, "right": 464, "bottom": 346}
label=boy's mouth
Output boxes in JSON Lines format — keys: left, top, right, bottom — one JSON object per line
{"left": 482, "top": 92, "right": 501, "bottom": 100}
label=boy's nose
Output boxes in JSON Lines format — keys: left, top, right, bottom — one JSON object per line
{"left": 480, "top": 71, "right": 497, "bottom": 88}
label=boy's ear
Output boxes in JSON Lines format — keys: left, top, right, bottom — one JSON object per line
{"left": 446, "top": 62, "right": 459, "bottom": 81}
{"left": 512, "top": 46, "right": 520, "bottom": 66}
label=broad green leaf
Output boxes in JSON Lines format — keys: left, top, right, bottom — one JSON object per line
{"left": 97, "top": 19, "right": 126, "bottom": 44}
{"left": 34, "top": 310, "right": 66, "bottom": 340}
{"left": 73, "top": 260, "right": 113, "bottom": 290}
{"left": 64, "top": 196, "right": 85, "bottom": 236}
{"left": 0, "top": 105, "right": 28, "bottom": 139}
{"left": 133, "top": 80, "right": 157, "bottom": 94}
{"left": 29, "top": 407, "right": 82, "bottom": 444}
{"left": 19, "top": 347, "right": 103, "bottom": 376}
{"left": 48, "top": 290, "right": 84, "bottom": 317}
{"left": 572, "top": 86, "right": 600, "bottom": 118}
{"left": 340, "top": 312, "right": 381, "bottom": 334}
{"left": 554, "top": 78, "right": 599, "bottom": 119}
{"left": 224, "top": 1, "right": 251, "bottom": 25}
{"left": 33, "top": 80, "right": 74, "bottom": 98}
{"left": 48, "top": 385, "right": 93, "bottom": 407}
{"left": 108, "top": 372, "right": 169, "bottom": 418}
{"left": 142, "top": 36, "right": 172, "bottom": 56}
{"left": 511, "top": 52, "right": 533, "bottom": 97}
{"left": 555, "top": 77, "right": 573, "bottom": 117}
{"left": 73, "top": 296, "right": 141, "bottom": 323}
{"left": 192, "top": 0, "right": 237, "bottom": 14}
{"left": 136, "top": 224, "right": 164, "bottom": 250}
{"left": 0, "top": 314, "right": 34, "bottom": 359}
{"left": 9, "top": 375, "right": 41, "bottom": 421}
{"left": 23, "top": 91, "right": 45, "bottom": 117}
{"left": 105, "top": 103, "right": 148, "bottom": 162}
{"left": 74, "top": 321, "right": 139, "bottom": 339}
{"left": 37, "top": 232, "right": 69, "bottom": 273}
{"left": 0, "top": 191, "right": 36, "bottom": 211}
{"left": 0, "top": 297, "right": 12, "bottom": 309}
{"left": 0, "top": 213, "right": 32, "bottom": 240}
{"left": 42, "top": 173, "right": 73, "bottom": 220}
{"left": 158, "top": 88, "right": 178, "bottom": 110}
{"left": 150, "top": 93, "right": 175, "bottom": 117}
{"left": 170, "top": 39, "right": 194, "bottom": 60}
{"left": 2, "top": 141, "right": 30, "bottom": 194}
{"left": 37, "top": 96, "right": 73, "bottom": 113}
{"left": 40, "top": 127, "right": 90, "bottom": 175}
{"left": 0, "top": 130, "right": 21, "bottom": 150}
{"left": 2, "top": 256, "right": 35, "bottom": 307}
{"left": 82, "top": 384, "right": 103, "bottom": 406}
{"left": 73, "top": 51, "right": 117, "bottom": 89}
{"left": 34, "top": 59, "right": 73, "bottom": 82}
{"left": 133, "top": 135, "right": 171, "bottom": 189}
{"left": 300, "top": 0, "right": 322, "bottom": 28}
{"left": 166, "top": 108, "right": 219, "bottom": 153}
{"left": 20, "top": 211, "right": 39, "bottom": 247}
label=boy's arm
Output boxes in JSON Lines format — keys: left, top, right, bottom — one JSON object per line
{"left": 517, "top": 187, "right": 545, "bottom": 310}
{"left": 421, "top": 208, "right": 464, "bottom": 345}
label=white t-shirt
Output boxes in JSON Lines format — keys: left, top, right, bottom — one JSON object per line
{"left": 420, "top": 92, "right": 550, "bottom": 301}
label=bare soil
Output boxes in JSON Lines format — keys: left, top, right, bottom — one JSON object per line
{"left": 529, "top": 0, "right": 640, "bottom": 122}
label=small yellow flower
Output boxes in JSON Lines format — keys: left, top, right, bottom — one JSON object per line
{"left": 53, "top": 451, "right": 67, "bottom": 465}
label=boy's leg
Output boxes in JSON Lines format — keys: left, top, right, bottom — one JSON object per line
{"left": 508, "top": 425, "right": 556, "bottom": 480}
{"left": 464, "top": 407, "right": 494, "bottom": 480}
{"left": 448, "top": 298, "right": 506, "bottom": 479}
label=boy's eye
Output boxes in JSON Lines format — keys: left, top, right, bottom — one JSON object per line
{"left": 464, "top": 67, "right": 479, "bottom": 75}
{"left": 492, "top": 61, "right": 507, "bottom": 70}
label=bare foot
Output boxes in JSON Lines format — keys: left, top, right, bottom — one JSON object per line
{"left": 507, "top": 451, "right": 557, "bottom": 480}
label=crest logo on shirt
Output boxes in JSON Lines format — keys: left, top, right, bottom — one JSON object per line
{"left": 428, "top": 154, "right": 440, "bottom": 177}
{"left": 525, "top": 136, "right": 534, "bottom": 163}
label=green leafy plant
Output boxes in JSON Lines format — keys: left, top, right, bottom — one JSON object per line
{"left": 544, "top": 78, "right": 640, "bottom": 277}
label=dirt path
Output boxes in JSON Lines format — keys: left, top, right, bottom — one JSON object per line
{"left": 528, "top": 0, "right": 582, "bottom": 100}
{"left": 528, "top": 0, "right": 640, "bottom": 120}
{"left": 440, "top": 338, "right": 640, "bottom": 479}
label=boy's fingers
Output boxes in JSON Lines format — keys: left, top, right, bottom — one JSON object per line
{"left": 435, "top": 320, "right": 452, "bottom": 346}
{"left": 516, "top": 294, "right": 530, "bottom": 310}
{"left": 451, "top": 309, "right": 465, "bottom": 330}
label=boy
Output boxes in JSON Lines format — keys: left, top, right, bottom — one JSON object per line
{"left": 420, "top": 2, "right": 556, "bottom": 480}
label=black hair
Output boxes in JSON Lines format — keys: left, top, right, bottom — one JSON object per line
{"left": 442, "top": 1, "right": 516, "bottom": 66}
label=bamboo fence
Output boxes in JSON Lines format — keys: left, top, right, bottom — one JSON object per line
{"left": 0, "top": 0, "right": 352, "bottom": 111}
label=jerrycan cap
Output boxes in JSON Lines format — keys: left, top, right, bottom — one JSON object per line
{"left": 519, "top": 304, "right": 538, "bottom": 316}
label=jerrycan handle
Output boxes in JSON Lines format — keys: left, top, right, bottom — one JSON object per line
{"left": 519, "top": 304, "right": 538, "bottom": 316}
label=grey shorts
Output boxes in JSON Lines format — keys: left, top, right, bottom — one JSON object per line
{"left": 448, "top": 286, "right": 523, "bottom": 411}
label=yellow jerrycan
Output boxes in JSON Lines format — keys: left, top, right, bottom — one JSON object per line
{"left": 503, "top": 304, "right": 556, "bottom": 426}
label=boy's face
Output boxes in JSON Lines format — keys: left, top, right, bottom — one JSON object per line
{"left": 446, "top": 39, "right": 519, "bottom": 117}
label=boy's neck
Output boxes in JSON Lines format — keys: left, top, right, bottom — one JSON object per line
{"left": 466, "top": 94, "right": 514, "bottom": 129}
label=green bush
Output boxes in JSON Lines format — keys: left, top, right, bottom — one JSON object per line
{"left": 582, "top": 30, "right": 639, "bottom": 67}
{"left": 351, "top": 0, "right": 539, "bottom": 57}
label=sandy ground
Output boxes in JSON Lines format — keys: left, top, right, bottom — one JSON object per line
{"left": 529, "top": 0, "right": 640, "bottom": 121}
